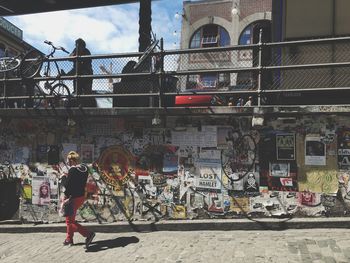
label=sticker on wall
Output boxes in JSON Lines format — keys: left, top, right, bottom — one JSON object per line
{"left": 298, "top": 191, "right": 321, "bottom": 207}
{"left": 244, "top": 172, "right": 260, "bottom": 193}
{"left": 270, "top": 163, "right": 290, "bottom": 177}
{"left": 276, "top": 133, "right": 295, "bottom": 160}
{"left": 171, "top": 205, "right": 186, "bottom": 219}
{"left": 229, "top": 196, "right": 249, "bottom": 214}
{"left": 22, "top": 182, "right": 32, "bottom": 203}
{"left": 305, "top": 136, "right": 326, "bottom": 166}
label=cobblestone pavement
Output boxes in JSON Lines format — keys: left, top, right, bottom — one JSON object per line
{"left": 1, "top": 229, "right": 350, "bottom": 263}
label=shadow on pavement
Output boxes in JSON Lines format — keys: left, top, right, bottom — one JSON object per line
{"left": 85, "top": 236, "right": 139, "bottom": 252}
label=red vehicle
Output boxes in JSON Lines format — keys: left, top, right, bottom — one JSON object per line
{"left": 175, "top": 94, "right": 226, "bottom": 106}
{"left": 175, "top": 94, "right": 213, "bottom": 106}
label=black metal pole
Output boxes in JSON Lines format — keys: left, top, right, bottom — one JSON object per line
{"left": 138, "top": 0, "right": 152, "bottom": 52}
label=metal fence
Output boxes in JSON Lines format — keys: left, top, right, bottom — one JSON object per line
{"left": 1, "top": 35, "right": 350, "bottom": 109}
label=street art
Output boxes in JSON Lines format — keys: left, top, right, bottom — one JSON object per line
{"left": 298, "top": 169, "right": 338, "bottom": 194}
{"left": 95, "top": 145, "right": 134, "bottom": 191}
{"left": 1, "top": 115, "right": 350, "bottom": 222}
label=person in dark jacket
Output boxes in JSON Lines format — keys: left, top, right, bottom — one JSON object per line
{"left": 61, "top": 151, "right": 95, "bottom": 247}
{"left": 69, "top": 38, "right": 96, "bottom": 107}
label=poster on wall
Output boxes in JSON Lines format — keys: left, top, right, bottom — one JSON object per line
{"left": 81, "top": 144, "right": 94, "bottom": 163}
{"left": 61, "top": 143, "right": 77, "bottom": 161}
{"left": 337, "top": 129, "right": 350, "bottom": 169}
{"left": 194, "top": 161, "right": 222, "bottom": 192}
{"left": 207, "top": 192, "right": 224, "bottom": 213}
{"left": 217, "top": 126, "right": 239, "bottom": 149}
{"left": 32, "top": 176, "right": 50, "bottom": 205}
{"left": 270, "top": 163, "right": 290, "bottom": 177}
{"left": 268, "top": 162, "right": 297, "bottom": 191}
{"left": 162, "top": 152, "right": 178, "bottom": 174}
{"left": 276, "top": 133, "right": 295, "bottom": 160}
{"left": 305, "top": 136, "right": 326, "bottom": 165}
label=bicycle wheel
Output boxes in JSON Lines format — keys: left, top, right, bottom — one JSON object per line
{"left": 114, "top": 186, "right": 135, "bottom": 221}
{"left": 20, "top": 50, "right": 44, "bottom": 79}
{"left": 31, "top": 83, "right": 45, "bottom": 109}
{"left": 0, "top": 57, "right": 20, "bottom": 73}
{"left": 221, "top": 134, "right": 257, "bottom": 182}
{"left": 49, "top": 83, "right": 71, "bottom": 108}
{"left": 133, "top": 40, "right": 159, "bottom": 70}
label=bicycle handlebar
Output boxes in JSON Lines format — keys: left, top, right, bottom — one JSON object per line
{"left": 44, "top": 40, "right": 70, "bottom": 54}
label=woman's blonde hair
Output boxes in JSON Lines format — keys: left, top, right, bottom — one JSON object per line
{"left": 67, "top": 151, "right": 80, "bottom": 162}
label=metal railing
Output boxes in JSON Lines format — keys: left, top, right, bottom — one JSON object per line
{"left": 1, "top": 34, "right": 350, "bottom": 109}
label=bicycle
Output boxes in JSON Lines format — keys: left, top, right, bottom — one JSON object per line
{"left": 89, "top": 163, "right": 136, "bottom": 222}
{"left": 91, "top": 160, "right": 165, "bottom": 223}
{"left": 221, "top": 130, "right": 257, "bottom": 183}
{"left": 19, "top": 40, "right": 71, "bottom": 109}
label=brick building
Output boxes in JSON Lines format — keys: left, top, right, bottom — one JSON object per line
{"left": 178, "top": 0, "right": 271, "bottom": 101}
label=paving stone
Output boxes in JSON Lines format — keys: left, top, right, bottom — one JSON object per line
{"left": 323, "top": 256, "right": 337, "bottom": 263}
{"left": 1, "top": 228, "right": 350, "bottom": 262}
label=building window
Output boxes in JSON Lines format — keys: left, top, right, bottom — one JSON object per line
{"left": 200, "top": 74, "right": 217, "bottom": 88}
{"left": 239, "top": 28, "right": 252, "bottom": 45}
{"left": 237, "top": 20, "right": 272, "bottom": 90}
{"left": 190, "top": 31, "right": 201, "bottom": 48}
{"left": 188, "top": 24, "right": 231, "bottom": 90}
{"left": 190, "top": 24, "right": 230, "bottom": 48}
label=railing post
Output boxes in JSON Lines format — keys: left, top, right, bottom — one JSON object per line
{"left": 2, "top": 73, "right": 7, "bottom": 108}
{"left": 257, "top": 28, "right": 263, "bottom": 107}
{"left": 75, "top": 48, "right": 80, "bottom": 97}
{"left": 158, "top": 38, "right": 164, "bottom": 108}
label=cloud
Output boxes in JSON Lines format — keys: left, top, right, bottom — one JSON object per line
{"left": 6, "top": 1, "right": 183, "bottom": 54}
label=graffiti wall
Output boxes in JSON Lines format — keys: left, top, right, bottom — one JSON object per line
{"left": 1, "top": 114, "right": 350, "bottom": 223}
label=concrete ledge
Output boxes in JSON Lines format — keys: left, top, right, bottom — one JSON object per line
{"left": 1, "top": 217, "right": 350, "bottom": 233}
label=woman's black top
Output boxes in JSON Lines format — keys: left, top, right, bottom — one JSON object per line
{"left": 62, "top": 164, "right": 88, "bottom": 198}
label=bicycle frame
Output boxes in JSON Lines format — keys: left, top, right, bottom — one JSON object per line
{"left": 41, "top": 41, "right": 70, "bottom": 94}
{"left": 133, "top": 31, "right": 161, "bottom": 71}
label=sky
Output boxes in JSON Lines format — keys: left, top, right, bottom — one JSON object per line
{"left": 5, "top": 0, "right": 184, "bottom": 55}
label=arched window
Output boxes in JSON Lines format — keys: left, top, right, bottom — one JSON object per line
{"left": 237, "top": 20, "right": 271, "bottom": 90}
{"left": 188, "top": 24, "right": 231, "bottom": 90}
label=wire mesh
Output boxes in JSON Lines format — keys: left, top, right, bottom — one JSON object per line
{"left": 0, "top": 37, "right": 350, "bottom": 108}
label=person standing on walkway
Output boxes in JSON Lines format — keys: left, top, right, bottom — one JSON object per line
{"left": 68, "top": 38, "right": 96, "bottom": 107}
{"left": 61, "top": 151, "right": 95, "bottom": 247}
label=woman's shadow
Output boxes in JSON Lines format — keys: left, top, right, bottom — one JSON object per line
{"left": 84, "top": 236, "right": 139, "bottom": 252}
